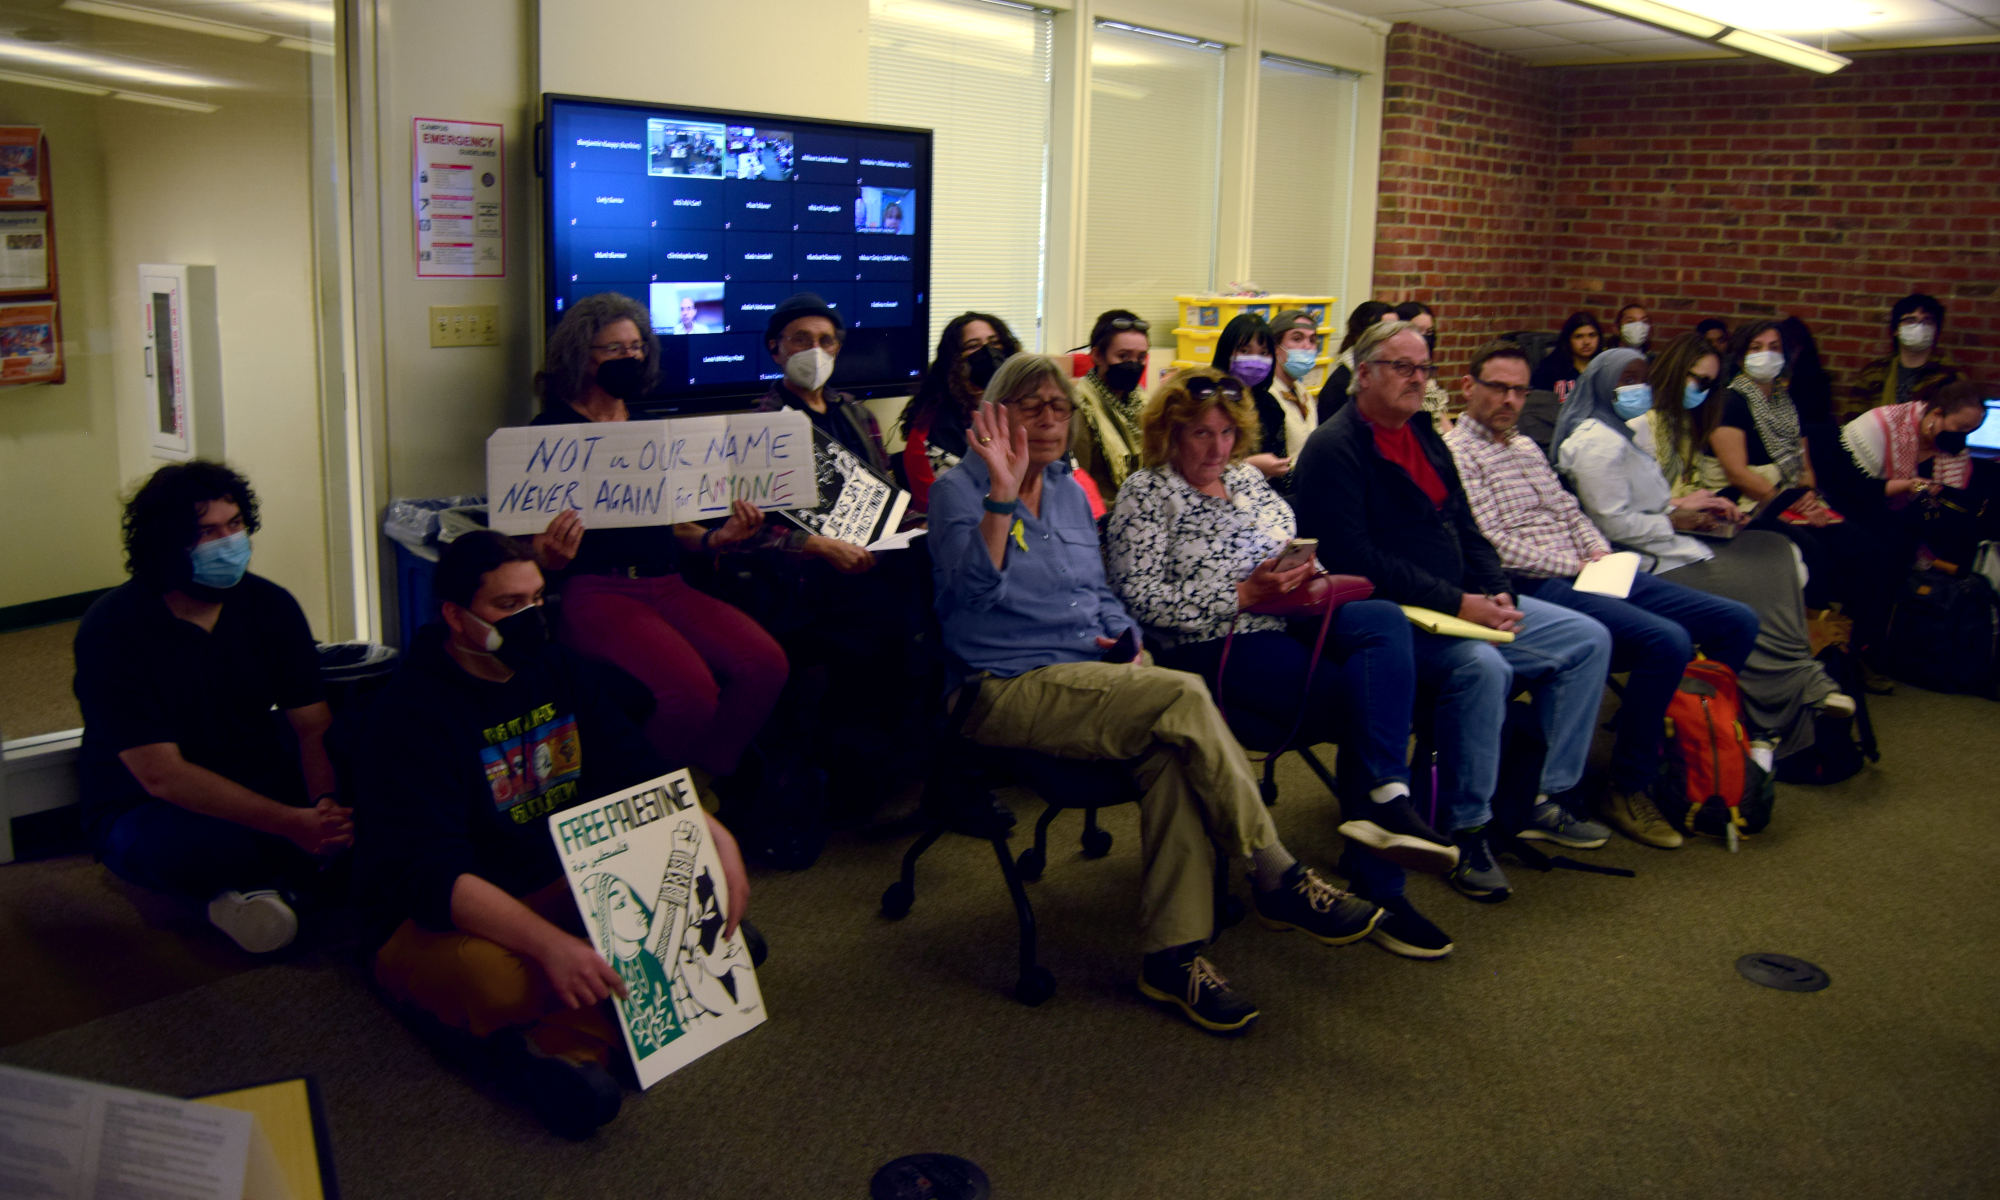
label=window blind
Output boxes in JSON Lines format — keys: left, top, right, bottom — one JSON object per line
{"left": 1249, "top": 53, "right": 1360, "bottom": 301}
{"left": 868, "top": 0, "right": 1053, "bottom": 353}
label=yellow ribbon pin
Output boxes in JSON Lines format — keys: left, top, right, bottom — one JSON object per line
{"left": 1010, "top": 518, "right": 1028, "bottom": 553}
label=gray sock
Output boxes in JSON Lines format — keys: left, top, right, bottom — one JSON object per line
{"left": 1250, "top": 844, "right": 1297, "bottom": 893}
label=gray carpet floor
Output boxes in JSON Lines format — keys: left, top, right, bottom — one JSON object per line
{"left": 4, "top": 683, "right": 1997, "bottom": 1198}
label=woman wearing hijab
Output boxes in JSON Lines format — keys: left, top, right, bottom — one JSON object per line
{"left": 1554, "top": 346, "right": 1848, "bottom": 763}
{"left": 1209, "top": 313, "right": 1287, "bottom": 483}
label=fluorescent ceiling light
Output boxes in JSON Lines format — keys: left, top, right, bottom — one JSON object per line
{"left": 60, "top": 0, "right": 271, "bottom": 43}
{"left": 0, "top": 39, "right": 218, "bottom": 87}
{"left": 243, "top": 1, "right": 334, "bottom": 24}
{"left": 1563, "top": 0, "right": 1851, "bottom": 72}
{"left": 111, "top": 90, "right": 219, "bottom": 113}
{"left": 0, "top": 67, "right": 110, "bottom": 96}
{"left": 275, "top": 37, "right": 334, "bottom": 55}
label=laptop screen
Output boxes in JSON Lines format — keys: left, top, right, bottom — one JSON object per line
{"left": 1967, "top": 399, "right": 2000, "bottom": 454}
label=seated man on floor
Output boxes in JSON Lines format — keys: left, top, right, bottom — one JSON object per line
{"left": 73, "top": 460, "right": 347, "bottom": 954}
{"left": 931, "top": 352, "right": 1380, "bottom": 1036}
{"left": 352, "top": 531, "right": 751, "bottom": 1138}
{"left": 1444, "top": 340, "right": 1760, "bottom": 849}
{"left": 1291, "top": 321, "right": 1613, "bottom": 904}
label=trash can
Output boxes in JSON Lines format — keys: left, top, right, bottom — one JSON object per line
{"left": 317, "top": 642, "right": 400, "bottom": 715}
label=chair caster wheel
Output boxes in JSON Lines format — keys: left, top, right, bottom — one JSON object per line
{"left": 1216, "top": 894, "right": 1247, "bottom": 930}
{"left": 880, "top": 881, "right": 914, "bottom": 920}
{"left": 1015, "top": 847, "right": 1045, "bottom": 882}
{"left": 1014, "top": 966, "right": 1056, "bottom": 1006}
{"left": 1080, "top": 827, "right": 1113, "bottom": 858}
{"left": 1259, "top": 780, "right": 1278, "bottom": 805}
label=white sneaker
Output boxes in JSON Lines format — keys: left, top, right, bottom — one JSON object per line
{"left": 206, "top": 889, "right": 299, "bottom": 954}
{"left": 1820, "top": 692, "right": 1856, "bottom": 719}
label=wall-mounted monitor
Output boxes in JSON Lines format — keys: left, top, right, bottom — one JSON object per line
{"left": 542, "top": 93, "right": 932, "bottom": 413}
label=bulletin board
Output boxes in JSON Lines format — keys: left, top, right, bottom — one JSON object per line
{"left": 0, "top": 126, "right": 63, "bottom": 386}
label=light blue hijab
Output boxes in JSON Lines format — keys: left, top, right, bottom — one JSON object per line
{"left": 1550, "top": 347, "right": 1647, "bottom": 460}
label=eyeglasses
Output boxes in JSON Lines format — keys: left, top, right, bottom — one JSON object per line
{"left": 1185, "top": 375, "right": 1246, "bottom": 403}
{"left": 1365, "top": 358, "right": 1439, "bottom": 380}
{"left": 1003, "top": 394, "right": 1074, "bottom": 421}
{"left": 1472, "top": 378, "right": 1530, "bottom": 399}
{"left": 781, "top": 331, "right": 841, "bottom": 352}
{"left": 1105, "top": 317, "right": 1150, "bottom": 334}
{"left": 591, "top": 340, "right": 645, "bottom": 357}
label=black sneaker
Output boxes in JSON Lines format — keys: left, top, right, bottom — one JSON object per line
{"left": 1252, "top": 864, "right": 1382, "bottom": 945}
{"left": 1447, "top": 827, "right": 1511, "bottom": 903}
{"left": 1366, "top": 894, "right": 1455, "bottom": 959}
{"left": 1138, "top": 947, "right": 1259, "bottom": 1034}
{"left": 1337, "top": 795, "right": 1459, "bottom": 875}
{"left": 491, "top": 1031, "right": 622, "bottom": 1140}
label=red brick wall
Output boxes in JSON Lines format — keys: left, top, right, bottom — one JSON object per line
{"left": 1549, "top": 49, "right": 2000, "bottom": 387}
{"left": 1377, "top": 25, "right": 2000, "bottom": 387}
{"left": 1375, "top": 24, "right": 1559, "bottom": 375}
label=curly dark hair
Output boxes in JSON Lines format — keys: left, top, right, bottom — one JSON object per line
{"left": 534, "top": 292, "right": 661, "bottom": 412}
{"left": 898, "top": 311, "right": 1022, "bottom": 438}
{"left": 122, "top": 460, "right": 260, "bottom": 582}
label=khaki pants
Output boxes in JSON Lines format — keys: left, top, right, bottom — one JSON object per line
{"left": 964, "top": 661, "right": 1277, "bottom": 953}
{"left": 373, "top": 880, "right": 621, "bottom": 1066}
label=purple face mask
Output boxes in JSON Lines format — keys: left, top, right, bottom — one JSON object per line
{"left": 1228, "top": 354, "right": 1273, "bottom": 388}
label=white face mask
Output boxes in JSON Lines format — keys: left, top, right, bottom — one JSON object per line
{"left": 1743, "top": 349, "right": 1784, "bottom": 382}
{"left": 1620, "top": 321, "right": 1650, "bottom": 347}
{"left": 785, "top": 346, "right": 835, "bottom": 392}
{"left": 1897, "top": 322, "right": 1935, "bottom": 350}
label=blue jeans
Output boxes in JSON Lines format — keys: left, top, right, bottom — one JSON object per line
{"left": 1522, "top": 572, "right": 1759, "bottom": 792}
{"left": 1409, "top": 595, "right": 1611, "bottom": 834}
{"left": 99, "top": 801, "right": 316, "bottom": 902}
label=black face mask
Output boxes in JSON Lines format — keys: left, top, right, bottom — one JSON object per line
{"left": 966, "top": 344, "right": 1008, "bottom": 389}
{"left": 488, "top": 605, "right": 550, "bottom": 670}
{"left": 1934, "top": 429, "right": 1969, "bottom": 456}
{"left": 593, "top": 355, "right": 649, "bottom": 402}
{"left": 1102, "top": 360, "right": 1144, "bottom": 394}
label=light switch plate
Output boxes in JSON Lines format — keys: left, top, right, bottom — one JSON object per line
{"left": 429, "top": 304, "right": 499, "bottom": 347}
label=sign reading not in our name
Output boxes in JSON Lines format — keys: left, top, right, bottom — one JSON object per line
{"left": 485, "top": 411, "right": 816, "bottom": 534}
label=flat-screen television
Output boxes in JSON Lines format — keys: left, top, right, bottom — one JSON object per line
{"left": 541, "top": 93, "right": 932, "bottom": 413}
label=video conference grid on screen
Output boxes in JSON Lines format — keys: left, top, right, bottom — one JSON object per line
{"left": 548, "top": 99, "right": 929, "bottom": 400}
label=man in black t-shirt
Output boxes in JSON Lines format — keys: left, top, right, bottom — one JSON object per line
{"left": 73, "top": 461, "right": 349, "bottom": 954}
{"left": 353, "top": 530, "right": 751, "bottom": 1139}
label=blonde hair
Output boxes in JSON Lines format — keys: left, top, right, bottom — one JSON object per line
{"left": 1138, "top": 366, "right": 1258, "bottom": 468}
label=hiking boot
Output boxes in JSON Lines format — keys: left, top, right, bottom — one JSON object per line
{"left": 1447, "top": 828, "right": 1510, "bottom": 902}
{"left": 1252, "top": 865, "right": 1381, "bottom": 945}
{"left": 1602, "top": 787, "right": 1684, "bottom": 849}
{"left": 206, "top": 889, "right": 299, "bottom": 954}
{"left": 1337, "top": 795, "right": 1459, "bottom": 875}
{"left": 492, "top": 1031, "right": 622, "bottom": 1140}
{"left": 1366, "top": 894, "right": 1455, "bottom": 960}
{"left": 1138, "top": 947, "right": 1259, "bottom": 1034}
{"left": 1518, "top": 800, "right": 1611, "bottom": 850}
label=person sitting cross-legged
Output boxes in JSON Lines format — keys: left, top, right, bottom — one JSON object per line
{"left": 1445, "top": 340, "right": 1760, "bottom": 849}
{"left": 352, "top": 531, "right": 753, "bottom": 1138}
{"left": 1291, "top": 321, "right": 1613, "bottom": 903}
{"left": 931, "top": 353, "right": 1382, "bottom": 1034}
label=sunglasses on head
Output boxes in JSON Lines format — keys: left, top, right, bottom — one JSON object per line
{"left": 1185, "top": 375, "right": 1246, "bottom": 402}
{"left": 1106, "top": 317, "right": 1150, "bottom": 334}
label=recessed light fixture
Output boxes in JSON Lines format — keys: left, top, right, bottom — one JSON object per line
{"left": 60, "top": 0, "right": 271, "bottom": 43}
{"left": 0, "top": 37, "right": 219, "bottom": 87}
{"left": 1564, "top": 0, "right": 1851, "bottom": 72}
{"left": 244, "top": 1, "right": 334, "bottom": 25}
{"left": 111, "top": 90, "right": 219, "bottom": 113}
{"left": 0, "top": 66, "right": 110, "bottom": 96}
{"left": 275, "top": 37, "right": 334, "bottom": 56}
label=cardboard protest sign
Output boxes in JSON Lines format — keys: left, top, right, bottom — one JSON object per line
{"left": 549, "top": 770, "right": 765, "bottom": 1088}
{"left": 485, "top": 411, "right": 814, "bottom": 534}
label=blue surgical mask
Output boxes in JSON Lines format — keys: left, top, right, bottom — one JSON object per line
{"left": 1683, "top": 381, "right": 1709, "bottom": 410}
{"left": 189, "top": 531, "right": 251, "bottom": 589}
{"left": 1283, "top": 347, "right": 1317, "bottom": 380}
{"left": 1612, "top": 383, "right": 1653, "bottom": 421}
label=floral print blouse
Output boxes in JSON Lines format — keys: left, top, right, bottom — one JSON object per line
{"left": 1105, "top": 461, "right": 1296, "bottom": 650}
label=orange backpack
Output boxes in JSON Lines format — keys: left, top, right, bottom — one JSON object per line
{"left": 1654, "top": 659, "right": 1774, "bottom": 848}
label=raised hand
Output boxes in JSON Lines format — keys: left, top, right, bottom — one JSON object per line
{"left": 969, "top": 399, "right": 1031, "bottom": 501}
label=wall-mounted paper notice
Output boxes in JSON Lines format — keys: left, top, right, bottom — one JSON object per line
{"left": 485, "top": 411, "right": 816, "bottom": 534}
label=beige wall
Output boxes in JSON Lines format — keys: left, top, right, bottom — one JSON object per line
{"left": 0, "top": 91, "right": 123, "bottom": 610}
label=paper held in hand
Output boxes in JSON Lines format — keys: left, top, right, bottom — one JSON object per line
{"left": 1574, "top": 551, "right": 1642, "bottom": 599}
{"left": 549, "top": 770, "right": 766, "bottom": 1090}
{"left": 485, "top": 411, "right": 816, "bottom": 535}
{"left": 1399, "top": 605, "right": 1517, "bottom": 643}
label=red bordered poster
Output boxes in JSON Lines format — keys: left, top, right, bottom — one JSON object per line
{"left": 413, "top": 117, "right": 504, "bottom": 278}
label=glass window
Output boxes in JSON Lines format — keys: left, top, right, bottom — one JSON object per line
{"left": 1250, "top": 53, "right": 1360, "bottom": 298}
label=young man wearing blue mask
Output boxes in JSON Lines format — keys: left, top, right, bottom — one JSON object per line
{"left": 1445, "top": 343, "right": 1763, "bottom": 849}
{"left": 73, "top": 460, "right": 348, "bottom": 953}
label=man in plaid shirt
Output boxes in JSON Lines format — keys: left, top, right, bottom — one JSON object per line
{"left": 1444, "top": 340, "right": 1760, "bottom": 849}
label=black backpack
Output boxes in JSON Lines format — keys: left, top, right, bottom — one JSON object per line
{"left": 1775, "top": 645, "right": 1879, "bottom": 785}
{"left": 1879, "top": 566, "right": 2000, "bottom": 698}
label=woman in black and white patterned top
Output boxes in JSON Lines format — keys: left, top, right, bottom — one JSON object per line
{"left": 1106, "top": 368, "right": 1461, "bottom": 959}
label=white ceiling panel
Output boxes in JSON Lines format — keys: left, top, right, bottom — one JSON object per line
{"left": 1457, "top": 0, "right": 1606, "bottom": 25}
{"left": 1463, "top": 25, "right": 1571, "bottom": 45}
{"left": 1380, "top": 8, "right": 1513, "bottom": 32}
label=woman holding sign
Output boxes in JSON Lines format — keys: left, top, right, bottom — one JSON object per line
{"left": 527, "top": 294, "right": 788, "bottom": 816}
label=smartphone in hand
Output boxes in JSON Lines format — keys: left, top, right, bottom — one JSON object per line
{"left": 1100, "top": 626, "right": 1139, "bottom": 663}
{"left": 1272, "top": 537, "right": 1318, "bottom": 573}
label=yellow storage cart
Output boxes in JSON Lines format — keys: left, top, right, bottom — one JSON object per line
{"left": 1172, "top": 293, "right": 1338, "bottom": 374}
